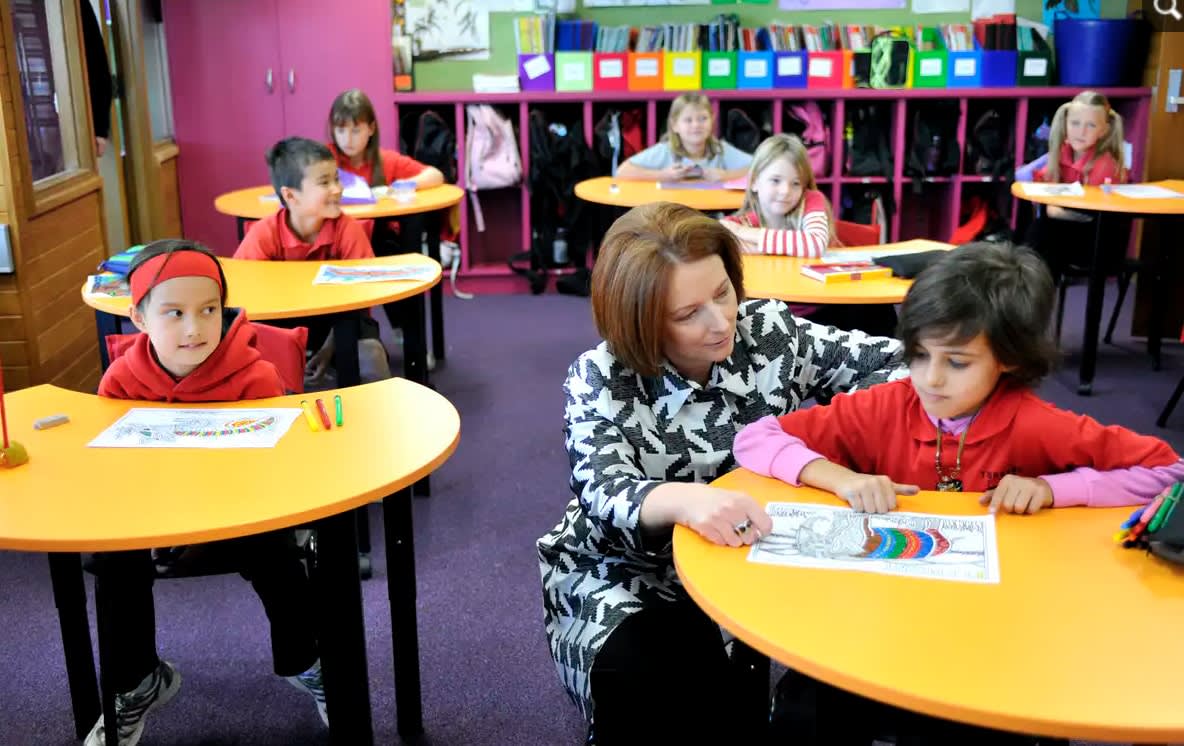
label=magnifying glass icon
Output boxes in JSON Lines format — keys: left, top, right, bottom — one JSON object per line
{"left": 1155, "top": 0, "right": 1183, "bottom": 21}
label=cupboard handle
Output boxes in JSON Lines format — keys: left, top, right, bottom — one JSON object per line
{"left": 287, "top": 69, "right": 295, "bottom": 93}
{"left": 265, "top": 68, "right": 273, "bottom": 93}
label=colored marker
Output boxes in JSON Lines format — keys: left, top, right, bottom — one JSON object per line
{"left": 334, "top": 394, "right": 343, "bottom": 427}
{"left": 300, "top": 400, "right": 321, "bottom": 432}
{"left": 1152, "top": 484, "right": 1182, "bottom": 533}
{"left": 315, "top": 398, "right": 333, "bottom": 430}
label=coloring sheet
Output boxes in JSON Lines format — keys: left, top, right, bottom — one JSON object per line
{"left": 1018, "top": 182, "right": 1085, "bottom": 198}
{"left": 89, "top": 408, "right": 302, "bottom": 449}
{"left": 1109, "top": 184, "right": 1184, "bottom": 199}
{"left": 749, "top": 502, "right": 1000, "bottom": 584}
{"left": 313, "top": 264, "right": 437, "bottom": 285}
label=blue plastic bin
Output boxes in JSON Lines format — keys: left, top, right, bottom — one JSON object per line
{"left": 1053, "top": 17, "right": 1145, "bottom": 87}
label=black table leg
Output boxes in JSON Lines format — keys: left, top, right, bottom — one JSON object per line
{"left": 48, "top": 553, "right": 99, "bottom": 739}
{"left": 383, "top": 487, "right": 424, "bottom": 739}
{"left": 312, "top": 510, "right": 375, "bottom": 745}
{"left": 236, "top": 217, "right": 248, "bottom": 243}
{"left": 387, "top": 294, "right": 431, "bottom": 497}
{"left": 1078, "top": 214, "right": 1107, "bottom": 396}
{"left": 730, "top": 640, "right": 771, "bottom": 741}
{"left": 1146, "top": 217, "right": 1177, "bottom": 372}
{"left": 94, "top": 565, "right": 120, "bottom": 746}
{"left": 95, "top": 311, "right": 121, "bottom": 373}
{"left": 424, "top": 211, "right": 446, "bottom": 362}
{"left": 331, "top": 314, "right": 362, "bottom": 389}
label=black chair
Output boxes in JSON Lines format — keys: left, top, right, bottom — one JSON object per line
{"left": 1054, "top": 257, "right": 1140, "bottom": 346}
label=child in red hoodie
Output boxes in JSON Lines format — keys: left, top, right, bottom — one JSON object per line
{"left": 87, "top": 240, "right": 326, "bottom": 746}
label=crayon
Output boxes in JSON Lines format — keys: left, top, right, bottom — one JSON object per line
{"left": 300, "top": 400, "right": 321, "bottom": 432}
{"left": 334, "top": 394, "right": 343, "bottom": 427}
{"left": 315, "top": 398, "right": 333, "bottom": 430}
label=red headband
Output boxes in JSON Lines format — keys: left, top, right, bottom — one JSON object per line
{"left": 130, "top": 251, "right": 224, "bottom": 306}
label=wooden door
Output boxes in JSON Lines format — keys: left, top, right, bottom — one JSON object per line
{"left": 275, "top": 0, "right": 395, "bottom": 149}
{"left": 163, "top": 0, "right": 284, "bottom": 254}
{"left": 1132, "top": 33, "right": 1184, "bottom": 337}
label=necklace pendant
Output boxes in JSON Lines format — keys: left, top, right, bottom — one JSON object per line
{"left": 937, "top": 477, "right": 963, "bottom": 492}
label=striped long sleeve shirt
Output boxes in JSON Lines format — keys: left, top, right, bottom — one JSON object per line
{"left": 723, "top": 189, "right": 832, "bottom": 257}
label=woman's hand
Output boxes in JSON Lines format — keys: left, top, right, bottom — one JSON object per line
{"left": 640, "top": 482, "right": 772, "bottom": 547}
{"left": 678, "top": 484, "right": 773, "bottom": 547}
{"left": 833, "top": 473, "right": 918, "bottom": 514}
{"left": 979, "top": 475, "right": 1053, "bottom": 514}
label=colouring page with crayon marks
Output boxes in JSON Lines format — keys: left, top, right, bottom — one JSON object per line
{"left": 89, "top": 408, "right": 302, "bottom": 449}
{"left": 749, "top": 502, "right": 1000, "bottom": 584}
{"left": 313, "top": 264, "right": 437, "bottom": 285}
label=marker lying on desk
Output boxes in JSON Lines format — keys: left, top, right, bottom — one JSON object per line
{"left": 315, "top": 398, "right": 333, "bottom": 430}
{"left": 299, "top": 400, "right": 321, "bottom": 432}
{"left": 33, "top": 414, "right": 70, "bottom": 430}
{"left": 334, "top": 394, "right": 343, "bottom": 427}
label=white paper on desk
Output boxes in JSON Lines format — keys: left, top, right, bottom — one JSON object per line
{"left": 89, "top": 408, "right": 302, "bottom": 449}
{"left": 1019, "top": 182, "right": 1085, "bottom": 198}
{"left": 749, "top": 502, "right": 1000, "bottom": 584}
{"left": 821, "top": 245, "right": 939, "bottom": 263}
{"left": 313, "top": 264, "right": 437, "bottom": 284}
{"left": 1110, "top": 184, "right": 1184, "bottom": 199}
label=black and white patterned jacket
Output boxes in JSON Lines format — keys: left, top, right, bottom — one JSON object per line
{"left": 537, "top": 299, "right": 906, "bottom": 718}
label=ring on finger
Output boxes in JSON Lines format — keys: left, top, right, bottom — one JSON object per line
{"left": 733, "top": 518, "right": 752, "bottom": 537}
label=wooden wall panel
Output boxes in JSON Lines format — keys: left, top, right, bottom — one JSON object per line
{"left": 159, "top": 155, "right": 182, "bottom": 238}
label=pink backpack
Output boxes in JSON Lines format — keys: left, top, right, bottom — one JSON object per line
{"left": 785, "top": 102, "right": 830, "bottom": 178}
{"left": 465, "top": 104, "right": 522, "bottom": 231}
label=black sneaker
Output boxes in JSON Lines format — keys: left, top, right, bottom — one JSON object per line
{"left": 85, "top": 660, "right": 181, "bottom": 746}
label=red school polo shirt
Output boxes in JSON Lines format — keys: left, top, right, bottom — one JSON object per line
{"left": 233, "top": 208, "right": 374, "bottom": 261}
{"left": 329, "top": 144, "right": 428, "bottom": 185}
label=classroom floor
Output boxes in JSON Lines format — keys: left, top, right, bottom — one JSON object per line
{"left": 3, "top": 282, "right": 1180, "bottom": 745}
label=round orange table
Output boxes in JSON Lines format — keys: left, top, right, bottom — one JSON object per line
{"left": 743, "top": 239, "right": 953, "bottom": 304}
{"left": 674, "top": 468, "right": 1184, "bottom": 743}
{"left": 214, "top": 183, "right": 465, "bottom": 222}
{"left": 0, "top": 378, "right": 459, "bottom": 744}
{"left": 1011, "top": 179, "right": 1184, "bottom": 395}
{"left": 575, "top": 175, "right": 744, "bottom": 211}
{"left": 214, "top": 183, "right": 464, "bottom": 363}
{"left": 82, "top": 255, "right": 440, "bottom": 388}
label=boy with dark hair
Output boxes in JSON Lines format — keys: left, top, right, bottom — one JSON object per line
{"left": 235, "top": 136, "right": 389, "bottom": 384}
{"left": 89, "top": 239, "right": 325, "bottom": 746}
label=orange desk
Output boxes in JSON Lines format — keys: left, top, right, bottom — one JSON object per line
{"left": 0, "top": 379, "right": 459, "bottom": 744}
{"left": 1011, "top": 179, "right": 1184, "bottom": 395}
{"left": 82, "top": 255, "right": 440, "bottom": 388}
{"left": 674, "top": 469, "right": 1184, "bottom": 744}
{"left": 743, "top": 239, "right": 953, "bottom": 305}
{"left": 215, "top": 183, "right": 464, "bottom": 363}
{"left": 575, "top": 175, "right": 744, "bottom": 212}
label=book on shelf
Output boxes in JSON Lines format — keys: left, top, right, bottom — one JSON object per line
{"left": 800, "top": 261, "right": 892, "bottom": 284}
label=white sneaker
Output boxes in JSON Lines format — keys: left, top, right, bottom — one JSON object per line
{"left": 85, "top": 660, "right": 181, "bottom": 746}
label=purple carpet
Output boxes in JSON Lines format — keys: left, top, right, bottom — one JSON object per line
{"left": 2, "top": 282, "right": 1178, "bottom": 745}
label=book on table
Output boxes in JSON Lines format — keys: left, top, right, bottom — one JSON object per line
{"left": 800, "top": 261, "right": 892, "bottom": 283}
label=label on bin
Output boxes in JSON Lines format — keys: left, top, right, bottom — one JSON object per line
{"left": 743, "top": 58, "right": 768, "bottom": 78}
{"left": 673, "top": 58, "right": 695, "bottom": 77}
{"left": 920, "top": 58, "right": 943, "bottom": 77}
{"left": 635, "top": 58, "right": 659, "bottom": 77}
{"left": 1023, "top": 58, "right": 1048, "bottom": 77}
{"left": 562, "top": 62, "right": 586, "bottom": 82}
{"left": 708, "top": 58, "right": 732, "bottom": 77}
{"left": 523, "top": 55, "right": 551, "bottom": 80}
{"left": 599, "top": 59, "right": 624, "bottom": 79}
{"left": 808, "top": 57, "right": 833, "bottom": 78}
{"left": 953, "top": 58, "right": 977, "bottom": 77}
{"left": 778, "top": 56, "right": 802, "bottom": 77}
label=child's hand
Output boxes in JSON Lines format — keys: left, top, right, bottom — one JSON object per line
{"left": 979, "top": 476, "right": 1053, "bottom": 514}
{"left": 834, "top": 473, "right": 919, "bottom": 513}
{"left": 305, "top": 339, "right": 336, "bottom": 383}
{"left": 661, "top": 164, "right": 694, "bottom": 181}
{"left": 701, "top": 167, "right": 725, "bottom": 181}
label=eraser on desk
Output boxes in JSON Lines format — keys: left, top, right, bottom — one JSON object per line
{"left": 609, "top": 183, "right": 619, "bottom": 194}
{"left": 33, "top": 414, "right": 69, "bottom": 430}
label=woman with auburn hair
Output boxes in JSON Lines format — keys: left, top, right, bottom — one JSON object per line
{"left": 537, "top": 202, "right": 907, "bottom": 744}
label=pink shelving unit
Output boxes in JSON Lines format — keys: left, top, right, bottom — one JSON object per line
{"left": 393, "top": 87, "right": 1151, "bottom": 294}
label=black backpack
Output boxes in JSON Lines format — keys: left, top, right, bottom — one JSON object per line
{"left": 905, "top": 101, "right": 961, "bottom": 191}
{"left": 724, "top": 108, "right": 767, "bottom": 155}
{"left": 846, "top": 104, "right": 895, "bottom": 216}
{"left": 965, "top": 109, "right": 1014, "bottom": 180}
{"left": 511, "top": 109, "right": 599, "bottom": 294}
{"left": 399, "top": 109, "right": 457, "bottom": 184}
